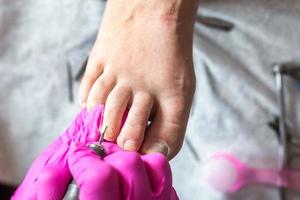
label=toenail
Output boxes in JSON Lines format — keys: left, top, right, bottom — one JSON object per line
{"left": 123, "top": 140, "right": 137, "bottom": 151}
{"left": 146, "top": 141, "right": 169, "bottom": 156}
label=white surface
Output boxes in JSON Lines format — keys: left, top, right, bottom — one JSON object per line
{"left": 1, "top": 0, "right": 300, "bottom": 199}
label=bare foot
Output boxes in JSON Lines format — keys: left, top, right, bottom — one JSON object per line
{"left": 79, "top": 0, "right": 198, "bottom": 159}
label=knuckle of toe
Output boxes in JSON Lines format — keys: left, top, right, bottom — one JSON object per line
{"left": 166, "top": 100, "right": 187, "bottom": 119}
{"left": 125, "top": 120, "right": 145, "bottom": 134}
{"left": 131, "top": 108, "right": 147, "bottom": 122}
{"left": 87, "top": 96, "right": 99, "bottom": 106}
{"left": 117, "top": 83, "right": 130, "bottom": 90}
{"left": 96, "top": 77, "right": 107, "bottom": 87}
{"left": 105, "top": 95, "right": 122, "bottom": 107}
{"left": 88, "top": 52, "right": 103, "bottom": 66}
{"left": 130, "top": 93, "right": 153, "bottom": 120}
{"left": 104, "top": 105, "right": 119, "bottom": 118}
{"left": 137, "top": 92, "right": 153, "bottom": 107}
{"left": 82, "top": 74, "right": 96, "bottom": 86}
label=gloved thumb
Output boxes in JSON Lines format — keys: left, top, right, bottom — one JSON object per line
{"left": 68, "top": 143, "right": 121, "bottom": 200}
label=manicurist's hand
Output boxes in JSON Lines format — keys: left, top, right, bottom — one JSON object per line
{"left": 80, "top": 0, "right": 198, "bottom": 159}
{"left": 12, "top": 106, "right": 178, "bottom": 200}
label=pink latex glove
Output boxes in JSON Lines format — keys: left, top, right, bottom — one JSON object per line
{"left": 12, "top": 105, "right": 178, "bottom": 200}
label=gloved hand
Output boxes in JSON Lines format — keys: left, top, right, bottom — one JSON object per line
{"left": 12, "top": 105, "right": 178, "bottom": 200}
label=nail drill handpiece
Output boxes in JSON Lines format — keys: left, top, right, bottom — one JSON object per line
{"left": 63, "top": 126, "right": 108, "bottom": 200}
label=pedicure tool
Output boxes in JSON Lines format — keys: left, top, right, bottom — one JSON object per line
{"left": 66, "top": 61, "right": 74, "bottom": 103}
{"left": 63, "top": 126, "right": 108, "bottom": 200}
{"left": 75, "top": 56, "right": 88, "bottom": 81}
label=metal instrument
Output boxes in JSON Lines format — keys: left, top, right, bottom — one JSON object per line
{"left": 272, "top": 63, "right": 300, "bottom": 200}
{"left": 63, "top": 126, "right": 108, "bottom": 200}
{"left": 197, "top": 16, "right": 234, "bottom": 31}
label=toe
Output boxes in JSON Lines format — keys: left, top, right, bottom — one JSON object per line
{"left": 102, "top": 84, "right": 131, "bottom": 141}
{"left": 79, "top": 56, "right": 104, "bottom": 107}
{"left": 86, "top": 73, "right": 116, "bottom": 111}
{"left": 141, "top": 97, "right": 190, "bottom": 160}
{"left": 117, "top": 92, "right": 153, "bottom": 151}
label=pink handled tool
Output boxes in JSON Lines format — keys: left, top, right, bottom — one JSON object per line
{"left": 203, "top": 152, "right": 300, "bottom": 193}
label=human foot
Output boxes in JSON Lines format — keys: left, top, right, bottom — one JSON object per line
{"left": 79, "top": 0, "right": 198, "bottom": 159}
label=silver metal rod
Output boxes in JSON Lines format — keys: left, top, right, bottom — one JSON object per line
{"left": 99, "top": 126, "right": 108, "bottom": 144}
{"left": 275, "top": 70, "right": 288, "bottom": 170}
{"left": 272, "top": 63, "right": 300, "bottom": 200}
{"left": 274, "top": 64, "right": 288, "bottom": 200}
{"left": 185, "top": 137, "right": 200, "bottom": 162}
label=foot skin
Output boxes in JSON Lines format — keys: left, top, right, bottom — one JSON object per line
{"left": 79, "top": 0, "right": 198, "bottom": 159}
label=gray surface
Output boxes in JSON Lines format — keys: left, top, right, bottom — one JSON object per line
{"left": 171, "top": 1, "right": 300, "bottom": 199}
{"left": 1, "top": 0, "right": 300, "bottom": 199}
{"left": 0, "top": 0, "right": 104, "bottom": 184}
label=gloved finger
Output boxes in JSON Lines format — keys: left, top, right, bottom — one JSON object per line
{"left": 37, "top": 161, "right": 71, "bottom": 200}
{"left": 141, "top": 153, "right": 174, "bottom": 198}
{"left": 77, "top": 105, "right": 105, "bottom": 144}
{"left": 68, "top": 143, "right": 121, "bottom": 200}
{"left": 12, "top": 139, "right": 66, "bottom": 200}
{"left": 104, "top": 151, "right": 152, "bottom": 199}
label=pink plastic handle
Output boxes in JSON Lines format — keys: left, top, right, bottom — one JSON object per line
{"left": 204, "top": 153, "right": 300, "bottom": 193}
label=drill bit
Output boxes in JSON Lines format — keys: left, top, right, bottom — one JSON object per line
{"left": 98, "top": 126, "right": 107, "bottom": 144}
{"left": 87, "top": 126, "right": 108, "bottom": 159}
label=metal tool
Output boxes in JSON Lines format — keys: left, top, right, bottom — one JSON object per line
{"left": 185, "top": 137, "right": 201, "bottom": 162}
{"left": 197, "top": 16, "right": 234, "bottom": 32}
{"left": 273, "top": 64, "right": 289, "bottom": 200}
{"left": 272, "top": 63, "right": 300, "bottom": 200}
{"left": 63, "top": 126, "right": 108, "bottom": 200}
{"left": 75, "top": 56, "right": 88, "bottom": 81}
{"left": 66, "top": 61, "right": 74, "bottom": 103}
